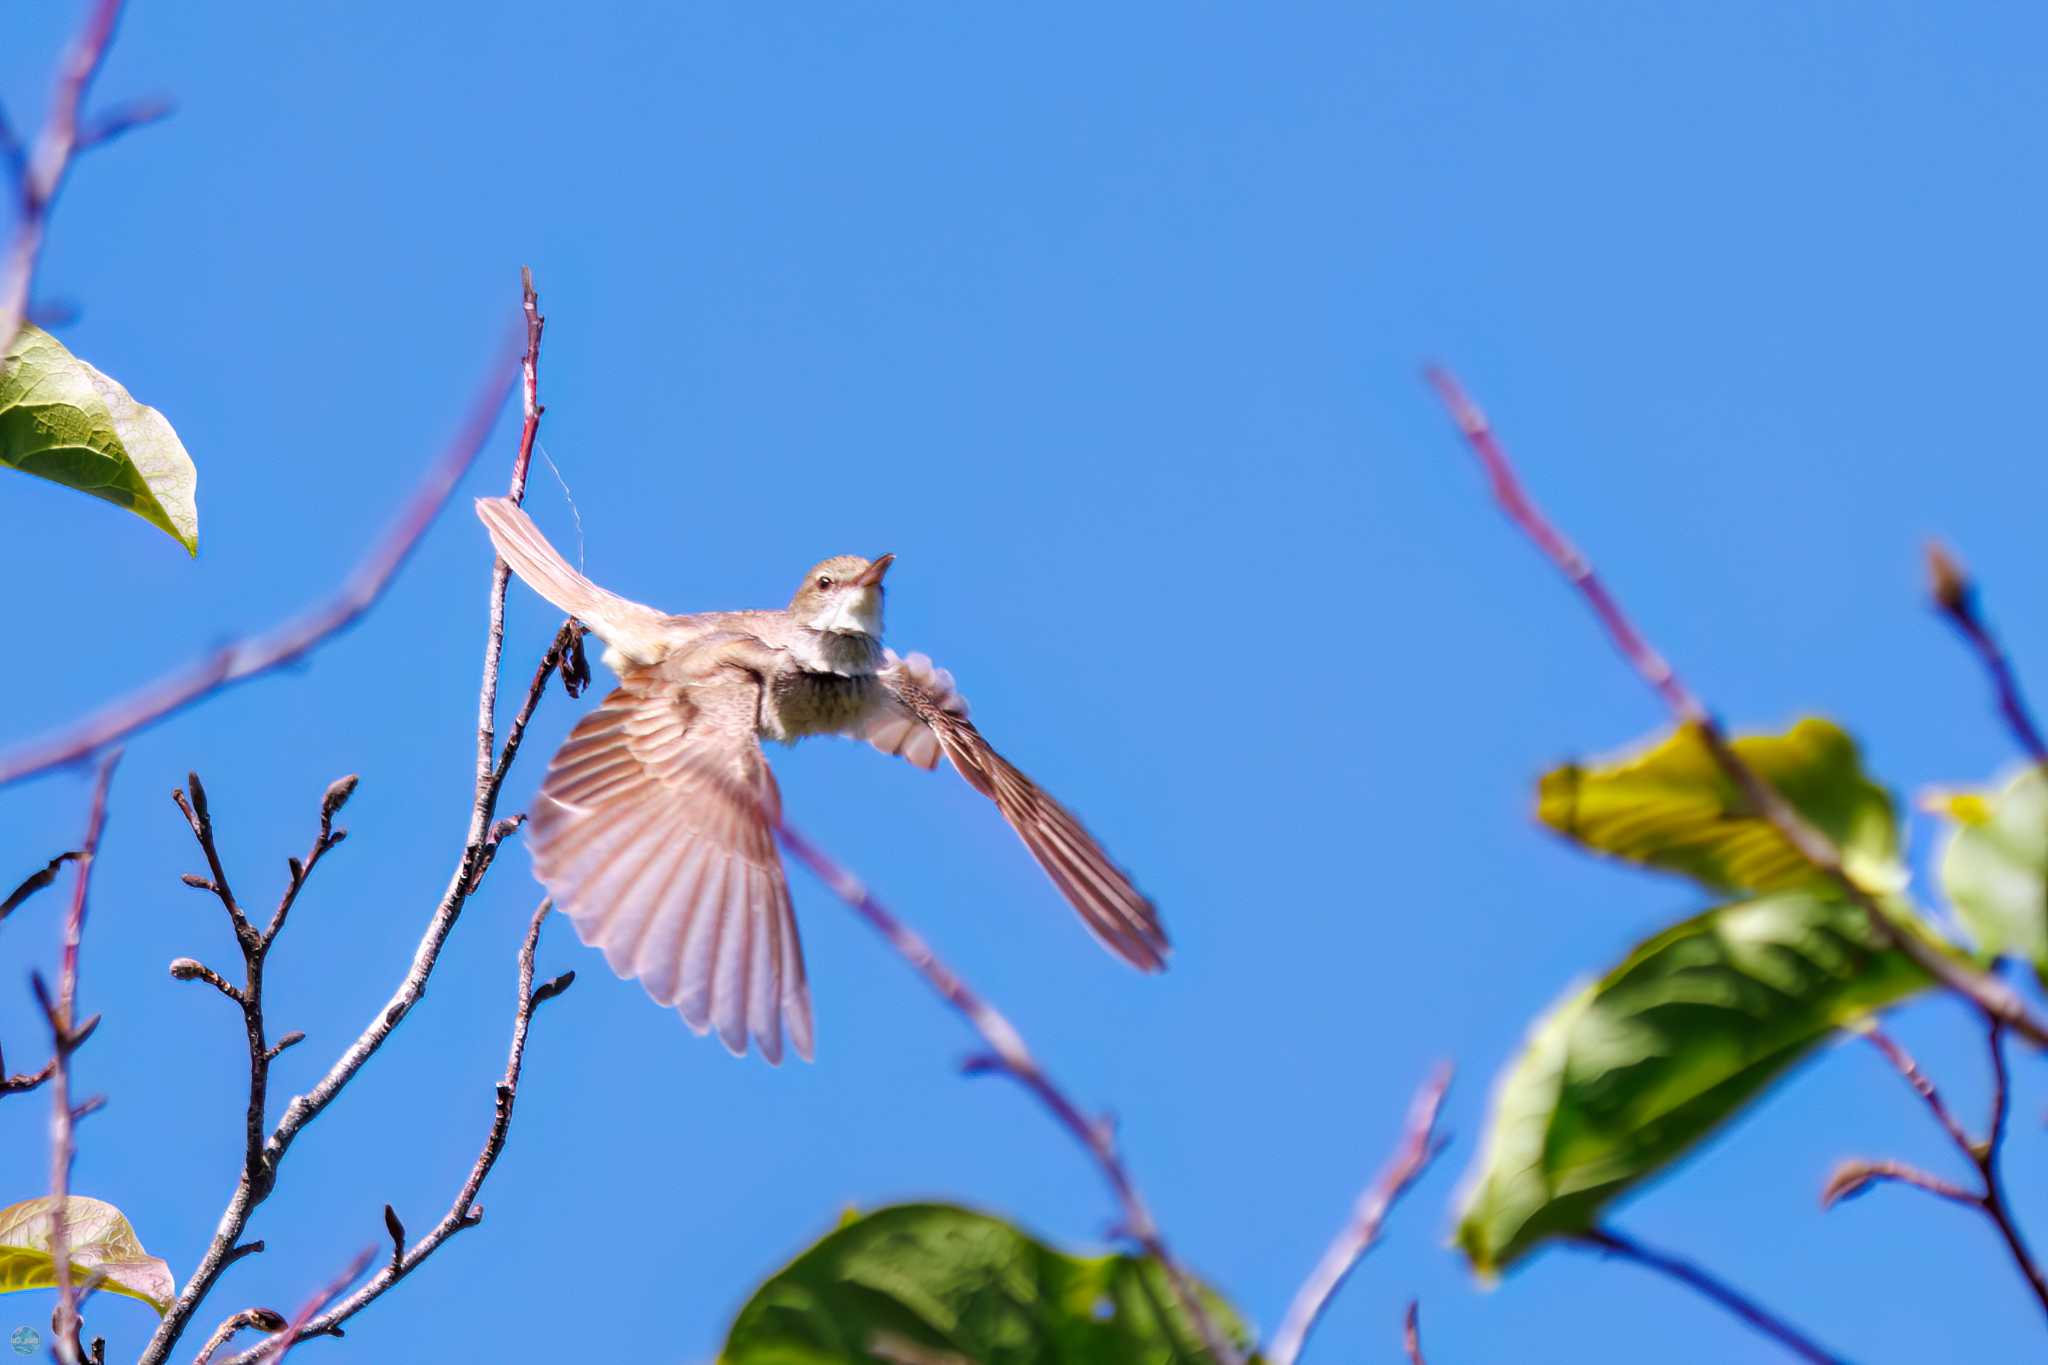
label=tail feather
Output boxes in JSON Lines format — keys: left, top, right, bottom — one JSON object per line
{"left": 475, "top": 497, "right": 668, "bottom": 660}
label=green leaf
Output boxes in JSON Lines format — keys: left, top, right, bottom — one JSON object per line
{"left": 1454, "top": 891, "right": 1933, "bottom": 1276}
{"left": 1537, "top": 718, "right": 1902, "bottom": 895}
{"left": 1934, "top": 767, "right": 2048, "bottom": 983}
{"left": 1, "top": 325, "right": 198, "bottom": 553}
{"left": 0, "top": 1195, "right": 174, "bottom": 1315}
{"left": 721, "top": 1202, "right": 1257, "bottom": 1364}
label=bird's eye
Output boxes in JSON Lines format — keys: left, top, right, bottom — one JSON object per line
{"left": 816, "top": 576, "right": 833, "bottom": 590}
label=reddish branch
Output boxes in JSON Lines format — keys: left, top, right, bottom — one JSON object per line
{"left": 1266, "top": 1065, "right": 1451, "bottom": 1365}
{"left": 38, "top": 751, "right": 118, "bottom": 1365}
{"left": 253, "top": 1247, "right": 373, "bottom": 1365}
{"left": 1424, "top": 365, "right": 2048, "bottom": 1048}
{"left": 1824, "top": 1025, "right": 2048, "bottom": 1317}
{"left": 774, "top": 821, "right": 1246, "bottom": 1365}
{"left": 0, "top": 0, "right": 171, "bottom": 349}
{"left": 1403, "top": 1300, "right": 1424, "bottom": 1365}
{"left": 1925, "top": 543, "right": 2048, "bottom": 767}
{"left": 1573, "top": 1227, "right": 1847, "bottom": 1365}
{"left": 216, "top": 899, "right": 574, "bottom": 1363}
{"left": 0, "top": 353, "right": 516, "bottom": 789}
{"left": 139, "top": 274, "right": 570, "bottom": 1364}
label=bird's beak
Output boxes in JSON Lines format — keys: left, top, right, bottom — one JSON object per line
{"left": 853, "top": 554, "right": 894, "bottom": 588}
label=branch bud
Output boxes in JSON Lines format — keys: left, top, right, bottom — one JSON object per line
{"left": 168, "top": 958, "right": 206, "bottom": 980}
{"left": 321, "top": 774, "right": 359, "bottom": 822}
{"left": 1925, "top": 540, "right": 1972, "bottom": 617}
{"left": 1820, "top": 1158, "right": 1881, "bottom": 1210}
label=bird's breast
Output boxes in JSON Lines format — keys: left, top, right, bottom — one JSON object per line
{"left": 765, "top": 669, "right": 882, "bottom": 742}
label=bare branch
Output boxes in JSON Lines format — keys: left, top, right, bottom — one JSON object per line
{"left": 192, "top": 1309, "right": 285, "bottom": 1365}
{"left": 143, "top": 273, "right": 567, "bottom": 1365}
{"left": 1839, "top": 1024, "right": 2048, "bottom": 1316}
{"left": 0, "top": 0, "right": 141, "bottom": 348}
{"left": 1403, "top": 1300, "right": 1424, "bottom": 1365}
{"left": 248, "top": 1248, "right": 371, "bottom": 1365}
{"left": 1266, "top": 1065, "right": 1451, "bottom": 1365}
{"left": 45, "top": 751, "right": 119, "bottom": 1365}
{"left": 216, "top": 900, "right": 572, "bottom": 1362}
{"left": 1925, "top": 542, "right": 2048, "bottom": 766}
{"left": 0, "top": 851, "right": 82, "bottom": 924}
{"left": 74, "top": 94, "right": 174, "bottom": 154}
{"left": 0, "top": 350, "right": 517, "bottom": 789}
{"left": 1424, "top": 365, "right": 2048, "bottom": 1048}
{"left": 774, "top": 821, "right": 1245, "bottom": 1365}
{"left": 1573, "top": 1227, "right": 1847, "bottom": 1365}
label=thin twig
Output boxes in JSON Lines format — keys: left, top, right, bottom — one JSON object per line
{"left": 42, "top": 751, "right": 118, "bottom": 1365}
{"left": 1836, "top": 1025, "right": 2048, "bottom": 1317}
{"left": 1424, "top": 365, "right": 2048, "bottom": 1048}
{"left": 475, "top": 269, "right": 544, "bottom": 801}
{"left": 1859, "top": 1028, "right": 1973, "bottom": 1152}
{"left": 0, "top": 851, "right": 80, "bottom": 1106}
{"left": 0, "top": 351, "right": 517, "bottom": 789}
{"left": 0, "top": 0, "right": 137, "bottom": 349}
{"left": 1266, "top": 1065, "right": 1451, "bottom": 1365}
{"left": 141, "top": 277, "right": 558, "bottom": 1365}
{"left": 249, "top": 1248, "right": 371, "bottom": 1365}
{"left": 1573, "top": 1227, "right": 1848, "bottom": 1365}
{"left": 215, "top": 900, "right": 572, "bottom": 1364}
{"left": 191, "top": 1308, "right": 286, "bottom": 1365}
{"left": 774, "top": 821, "right": 1245, "bottom": 1365}
{"left": 0, "top": 851, "right": 82, "bottom": 924}
{"left": 1403, "top": 1300, "right": 1424, "bottom": 1365}
{"left": 1925, "top": 543, "right": 2048, "bottom": 767}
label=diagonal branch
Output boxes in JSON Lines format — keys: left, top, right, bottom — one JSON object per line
{"left": 1827, "top": 1024, "right": 2048, "bottom": 1317}
{"left": 1925, "top": 543, "right": 2048, "bottom": 767}
{"left": 0, "top": 352, "right": 516, "bottom": 789}
{"left": 774, "top": 820, "right": 1246, "bottom": 1365}
{"left": 1266, "top": 1065, "right": 1451, "bottom": 1365}
{"left": 1572, "top": 1226, "right": 1847, "bottom": 1364}
{"left": 215, "top": 899, "right": 574, "bottom": 1362}
{"left": 0, "top": 0, "right": 147, "bottom": 349}
{"left": 41, "top": 750, "right": 119, "bottom": 1365}
{"left": 1424, "top": 365, "right": 2048, "bottom": 1048}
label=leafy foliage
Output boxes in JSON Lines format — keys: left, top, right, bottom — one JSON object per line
{"left": 1934, "top": 767, "right": 2048, "bottom": 984}
{"left": 721, "top": 1202, "right": 1257, "bottom": 1364}
{"left": 0, "top": 324, "right": 197, "bottom": 552}
{"left": 1455, "top": 890, "right": 1933, "bottom": 1276}
{"left": 0, "top": 1195, "right": 174, "bottom": 1314}
{"left": 1537, "top": 719, "right": 1903, "bottom": 896}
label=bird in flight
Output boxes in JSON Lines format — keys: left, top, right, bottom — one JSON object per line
{"left": 476, "top": 497, "right": 1167, "bottom": 1064}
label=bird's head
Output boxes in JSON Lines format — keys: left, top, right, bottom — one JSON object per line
{"left": 789, "top": 553, "right": 893, "bottom": 638}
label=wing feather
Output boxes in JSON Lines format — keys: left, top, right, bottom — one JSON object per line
{"left": 871, "top": 653, "right": 1169, "bottom": 972}
{"left": 528, "top": 662, "right": 813, "bottom": 1062}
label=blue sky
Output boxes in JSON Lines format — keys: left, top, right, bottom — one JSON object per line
{"left": 4, "top": 3, "right": 2047, "bottom": 1360}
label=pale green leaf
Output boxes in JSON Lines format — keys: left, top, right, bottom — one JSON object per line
{"left": 721, "top": 1202, "right": 1257, "bottom": 1364}
{"left": 1934, "top": 766, "right": 2048, "bottom": 982}
{"left": 1537, "top": 718, "right": 1902, "bottom": 895}
{"left": 0, "top": 1195, "right": 174, "bottom": 1315}
{"left": 0, "top": 325, "right": 198, "bottom": 553}
{"left": 1455, "top": 891, "right": 1934, "bottom": 1276}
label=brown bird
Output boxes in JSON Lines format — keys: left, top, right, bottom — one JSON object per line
{"left": 476, "top": 497, "right": 1166, "bottom": 1064}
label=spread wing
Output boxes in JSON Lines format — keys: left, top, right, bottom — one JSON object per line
{"left": 528, "top": 659, "right": 812, "bottom": 1063}
{"left": 865, "top": 651, "right": 1168, "bottom": 971}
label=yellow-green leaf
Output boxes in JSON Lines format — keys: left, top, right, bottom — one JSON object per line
{"left": 1454, "top": 891, "right": 1934, "bottom": 1277}
{"left": 1934, "top": 766, "right": 2048, "bottom": 983}
{"left": 722, "top": 1202, "right": 1257, "bottom": 1364}
{"left": 1, "top": 325, "right": 198, "bottom": 553}
{"left": 0, "top": 1195, "right": 174, "bottom": 1315}
{"left": 1537, "top": 718, "right": 1901, "bottom": 895}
